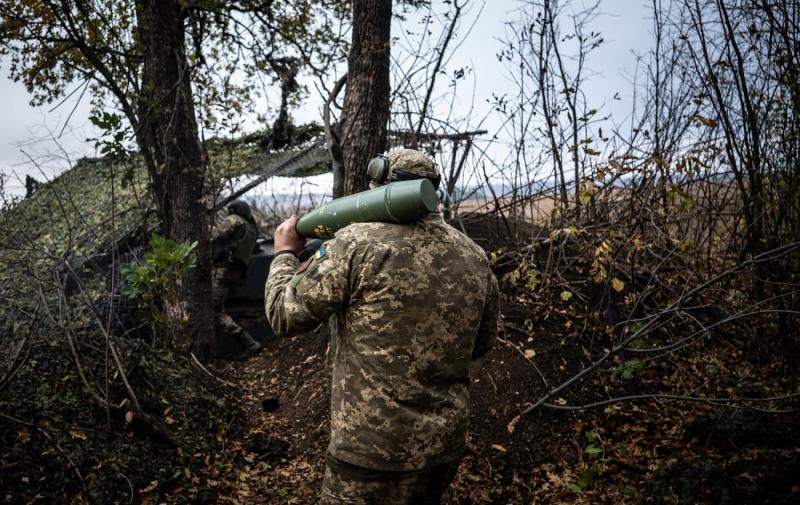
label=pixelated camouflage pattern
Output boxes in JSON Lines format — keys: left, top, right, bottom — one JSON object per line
{"left": 213, "top": 264, "right": 258, "bottom": 347}
{"left": 387, "top": 148, "right": 438, "bottom": 179}
{"left": 212, "top": 213, "right": 257, "bottom": 266}
{"left": 212, "top": 212, "right": 245, "bottom": 242}
{"left": 265, "top": 212, "right": 499, "bottom": 471}
{"left": 212, "top": 212, "right": 259, "bottom": 347}
{"left": 319, "top": 456, "right": 462, "bottom": 504}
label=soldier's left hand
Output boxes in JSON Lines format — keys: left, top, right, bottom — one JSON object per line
{"left": 275, "top": 214, "right": 306, "bottom": 254}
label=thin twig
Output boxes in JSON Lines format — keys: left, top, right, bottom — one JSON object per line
{"left": 188, "top": 352, "right": 236, "bottom": 388}
{"left": 498, "top": 332, "right": 549, "bottom": 388}
{"left": 543, "top": 392, "right": 800, "bottom": 412}
{"left": 0, "top": 413, "right": 88, "bottom": 495}
{"left": 515, "top": 241, "right": 800, "bottom": 419}
{"left": 0, "top": 333, "right": 32, "bottom": 394}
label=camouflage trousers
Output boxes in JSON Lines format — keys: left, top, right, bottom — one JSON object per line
{"left": 212, "top": 263, "right": 257, "bottom": 348}
{"left": 319, "top": 455, "right": 462, "bottom": 505}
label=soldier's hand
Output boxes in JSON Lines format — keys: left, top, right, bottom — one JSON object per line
{"left": 275, "top": 215, "right": 306, "bottom": 254}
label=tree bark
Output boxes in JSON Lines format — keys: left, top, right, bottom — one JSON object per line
{"left": 340, "top": 0, "right": 392, "bottom": 195}
{"left": 136, "top": 0, "right": 215, "bottom": 357}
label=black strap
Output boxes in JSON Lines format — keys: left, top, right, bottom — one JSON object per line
{"left": 390, "top": 169, "right": 441, "bottom": 190}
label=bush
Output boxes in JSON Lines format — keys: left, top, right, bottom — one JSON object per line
{"left": 121, "top": 234, "right": 197, "bottom": 334}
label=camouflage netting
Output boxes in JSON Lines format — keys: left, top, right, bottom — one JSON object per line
{"left": 0, "top": 126, "right": 329, "bottom": 503}
{"left": 0, "top": 125, "right": 330, "bottom": 334}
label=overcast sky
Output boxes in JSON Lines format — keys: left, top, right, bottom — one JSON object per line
{"left": 0, "top": 0, "right": 652, "bottom": 197}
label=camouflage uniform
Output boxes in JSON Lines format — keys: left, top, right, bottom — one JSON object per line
{"left": 213, "top": 206, "right": 261, "bottom": 357}
{"left": 319, "top": 456, "right": 462, "bottom": 505}
{"left": 265, "top": 149, "right": 499, "bottom": 503}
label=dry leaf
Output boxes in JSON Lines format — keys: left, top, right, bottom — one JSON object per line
{"left": 507, "top": 415, "right": 520, "bottom": 433}
{"left": 524, "top": 349, "right": 536, "bottom": 359}
{"left": 139, "top": 480, "right": 158, "bottom": 494}
{"left": 611, "top": 277, "right": 625, "bottom": 292}
{"left": 465, "top": 473, "right": 483, "bottom": 482}
{"left": 491, "top": 444, "right": 507, "bottom": 453}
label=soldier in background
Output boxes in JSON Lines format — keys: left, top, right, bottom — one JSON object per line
{"left": 265, "top": 149, "right": 500, "bottom": 504}
{"left": 213, "top": 200, "right": 262, "bottom": 359}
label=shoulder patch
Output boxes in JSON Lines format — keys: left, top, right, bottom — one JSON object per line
{"left": 296, "top": 257, "right": 313, "bottom": 274}
{"left": 314, "top": 246, "right": 327, "bottom": 260}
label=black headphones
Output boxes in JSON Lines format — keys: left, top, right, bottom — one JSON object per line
{"left": 366, "top": 155, "right": 441, "bottom": 190}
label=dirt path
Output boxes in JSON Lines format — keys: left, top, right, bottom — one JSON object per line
{"left": 215, "top": 309, "right": 578, "bottom": 504}
{"left": 217, "top": 329, "right": 331, "bottom": 504}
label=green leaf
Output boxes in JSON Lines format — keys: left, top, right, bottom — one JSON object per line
{"left": 525, "top": 268, "right": 541, "bottom": 290}
{"left": 565, "top": 482, "right": 584, "bottom": 494}
{"left": 121, "top": 234, "right": 198, "bottom": 324}
{"left": 613, "top": 359, "right": 644, "bottom": 380}
{"left": 576, "top": 467, "right": 598, "bottom": 489}
{"left": 560, "top": 290, "right": 573, "bottom": 301}
{"left": 585, "top": 444, "right": 603, "bottom": 456}
{"left": 629, "top": 321, "right": 647, "bottom": 334}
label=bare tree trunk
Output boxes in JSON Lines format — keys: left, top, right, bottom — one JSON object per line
{"left": 340, "top": 0, "right": 392, "bottom": 195}
{"left": 136, "top": 0, "right": 215, "bottom": 357}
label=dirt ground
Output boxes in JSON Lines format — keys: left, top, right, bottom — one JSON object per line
{"left": 205, "top": 213, "right": 586, "bottom": 503}
{"left": 204, "top": 213, "right": 799, "bottom": 504}
{"left": 219, "top": 304, "right": 579, "bottom": 504}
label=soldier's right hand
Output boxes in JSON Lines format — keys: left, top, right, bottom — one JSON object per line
{"left": 275, "top": 215, "right": 306, "bottom": 254}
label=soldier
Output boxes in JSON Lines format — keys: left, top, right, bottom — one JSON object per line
{"left": 213, "top": 200, "right": 262, "bottom": 359}
{"left": 265, "top": 149, "right": 500, "bottom": 504}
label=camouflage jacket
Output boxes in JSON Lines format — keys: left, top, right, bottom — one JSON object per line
{"left": 212, "top": 213, "right": 257, "bottom": 267}
{"left": 265, "top": 212, "right": 499, "bottom": 471}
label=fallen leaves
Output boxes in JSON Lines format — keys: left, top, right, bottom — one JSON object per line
{"left": 68, "top": 430, "right": 87, "bottom": 441}
{"left": 507, "top": 415, "right": 520, "bottom": 434}
{"left": 139, "top": 480, "right": 158, "bottom": 494}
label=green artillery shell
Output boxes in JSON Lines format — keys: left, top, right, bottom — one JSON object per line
{"left": 295, "top": 179, "right": 438, "bottom": 239}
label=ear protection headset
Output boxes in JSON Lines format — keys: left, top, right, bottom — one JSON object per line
{"left": 367, "top": 154, "right": 441, "bottom": 190}
{"left": 366, "top": 155, "right": 391, "bottom": 185}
